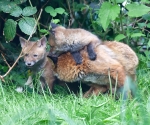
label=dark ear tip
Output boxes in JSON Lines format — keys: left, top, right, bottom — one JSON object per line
{"left": 50, "top": 22, "right": 58, "bottom": 29}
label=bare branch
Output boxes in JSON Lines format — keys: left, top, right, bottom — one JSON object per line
{"left": 66, "top": 0, "right": 75, "bottom": 28}
{"left": 1, "top": 53, "right": 10, "bottom": 68}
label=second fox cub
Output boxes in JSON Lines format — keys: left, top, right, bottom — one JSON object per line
{"left": 49, "top": 23, "right": 101, "bottom": 64}
{"left": 19, "top": 36, "right": 55, "bottom": 92}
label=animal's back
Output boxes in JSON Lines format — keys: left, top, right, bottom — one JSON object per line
{"left": 103, "top": 41, "right": 139, "bottom": 75}
{"left": 55, "top": 41, "right": 138, "bottom": 85}
{"left": 63, "top": 28, "right": 101, "bottom": 49}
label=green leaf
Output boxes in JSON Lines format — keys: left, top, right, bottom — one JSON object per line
{"left": 52, "top": 19, "right": 60, "bottom": 24}
{"left": 143, "top": 14, "right": 150, "bottom": 20}
{"left": 45, "top": 6, "right": 54, "bottom": 13}
{"left": 3, "top": 19, "right": 17, "bottom": 42}
{"left": 137, "top": 23, "right": 146, "bottom": 28}
{"left": 126, "top": 3, "right": 150, "bottom": 17}
{"left": 18, "top": 17, "right": 36, "bottom": 35}
{"left": 147, "top": 23, "right": 150, "bottom": 28}
{"left": 141, "top": 0, "right": 150, "bottom": 4}
{"left": 55, "top": 8, "right": 65, "bottom": 14}
{"left": 0, "top": 2, "right": 16, "bottom": 13}
{"left": 22, "top": 6, "right": 37, "bottom": 16}
{"left": 98, "top": 2, "right": 120, "bottom": 31}
{"left": 10, "top": 6, "right": 22, "bottom": 17}
{"left": 115, "top": 0, "right": 125, "bottom": 3}
{"left": 39, "top": 29, "right": 48, "bottom": 33}
{"left": 115, "top": 34, "right": 126, "bottom": 41}
{"left": 45, "top": 6, "right": 57, "bottom": 17}
{"left": 147, "top": 39, "right": 150, "bottom": 47}
{"left": 14, "top": 0, "right": 27, "bottom": 4}
{"left": 130, "top": 33, "right": 145, "bottom": 38}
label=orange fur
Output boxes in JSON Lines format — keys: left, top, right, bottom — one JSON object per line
{"left": 51, "top": 41, "right": 138, "bottom": 97}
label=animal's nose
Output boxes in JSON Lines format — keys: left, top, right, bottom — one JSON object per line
{"left": 27, "top": 63, "right": 31, "bottom": 66}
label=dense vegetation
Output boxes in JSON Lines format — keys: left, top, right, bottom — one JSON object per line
{"left": 0, "top": 0, "right": 150, "bottom": 124}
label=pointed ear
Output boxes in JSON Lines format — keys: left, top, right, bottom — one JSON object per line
{"left": 20, "top": 37, "right": 27, "bottom": 48}
{"left": 50, "top": 22, "right": 58, "bottom": 29}
{"left": 37, "top": 36, "right": 47, "bottom": 48}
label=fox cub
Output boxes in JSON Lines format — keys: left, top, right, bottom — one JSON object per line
{"left": 48, "top": 23, "right": 102, "bottom": 64}
{"left": 19, "top": 36, "right": 55, "bottom": 92}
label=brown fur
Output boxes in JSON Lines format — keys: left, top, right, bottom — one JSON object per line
{"left": 49, "top": 25, "right": 101, "bottom": 56}
{"left": 20, "top": 37, "right": 55, "bottom": 92}
{"left": 50, "top": 41, "right": 139, "bottom": 98}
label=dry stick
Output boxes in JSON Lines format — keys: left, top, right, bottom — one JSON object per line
{"left": 1, "top": 53, "right": 10, "bottom": 68}
{"left": 66, "top": 0, "right": 75, "bottom": 27}
{"left": 114, "top": 71, "right": 118, "bottom": 99}
{"left": 0, "top": 9, "right": 43, "bottom": 80}
{"left": 108, "top": 68, "right": 112, "bottom": 98}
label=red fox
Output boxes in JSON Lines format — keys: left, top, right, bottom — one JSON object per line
{"left": 48, "top": 37, "right": 139, "bottom": 98}
{"left": 49, "top": 23, "right": 102, "bottom": 64}
{"left": 19, "top": 36, "right": 55, "bottom": 92}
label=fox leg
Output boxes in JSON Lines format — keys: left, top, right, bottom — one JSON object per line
{"left": 71, "top": 51, "right": 82, "bottom": 65}
{"left": 83, "top": 85, "right": 108, "bottom": 98}
{"left": 15, "top": 75, "right": 33, "bottom": 93}
{"left": 87, "top": 43, "right": 97, "bottom": 60}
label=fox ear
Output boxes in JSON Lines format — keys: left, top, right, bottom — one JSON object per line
{"left": 20, "top": 37, "right": 27, "bottom": 48}
{"left": 37, "top": 36, "right": 47, "bottom": 48}
{"left": 50, "top": 22, "right": 58, "bottom": 29}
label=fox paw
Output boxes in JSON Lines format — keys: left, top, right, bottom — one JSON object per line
{"left": 71, "top": 51, "right": 82, "bottom": 65}
{"left": 89, "top": 52, "right": 97, "bottom": 60}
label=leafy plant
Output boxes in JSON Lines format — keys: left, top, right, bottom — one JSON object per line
{"left": 0, "top": 0, "right": 37, "bottom": 41}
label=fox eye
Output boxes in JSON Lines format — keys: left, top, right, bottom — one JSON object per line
{"left": 33, "top": 54, "right": 38, "bottom": 57}
{"left": 25, "top": 54, "right": 28, "bottom": 56}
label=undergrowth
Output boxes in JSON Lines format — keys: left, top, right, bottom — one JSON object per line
{"left": 0, "top": 70, "right": 150, "bottom": 125}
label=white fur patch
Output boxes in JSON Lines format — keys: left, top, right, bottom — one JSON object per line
{"left": 15, "top": 87, "right": 24, "bottom": 93}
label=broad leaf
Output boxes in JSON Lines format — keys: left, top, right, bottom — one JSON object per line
{"left": 115, "top": 34, "right": 126, "bottom": 41}
{"left": 18, "top": 17, "right": 36, "bottom": 35}
{"left": 115, "top": 0, "right": 125, "bottom": 3}
{"left": 52, "top": 19, "right": 60, "bottom": 24}
{"left": 10, "top": 6, "right": 22, "bottom": 17}
{"left": 22, "top": 6, "right": 37, "bottom": 16}
{"left": 0, "top": 2, "right": 16, "bottom": 13}
{"left": 55, "top": 8, "right": 65, "bottom": 14}
{"left": 126, "top": 3, "right": 150, "bottom": 17}
{"left": 147, "top": 40, "right": 150, "bottom": 47}
{"left": 143, "top": 13, "right": 150, "bottom": 20}
{"left": 137, "top": 23, "right": 146, "bottom": 28}
{"left": 141, "top": 0, "right": 150, "bottom": 4}
{"left": 131, "top": 33, "right": 145, "bottom": 38}
{"left": 14, "top": 0, "right": 27, "bottom": 4}
{"left": 39, "top": 29, "right": 48, "bottom": 34}
{"left": 98, "top": 2, "right": 120, "bottom": 31}
{"left": 45, "top": 6, "right": 54, "bottom": 13}
{"left": 4, "top": 19, "right": 17, "bottom": 42}
{"left": 147, "top": 23, "right": 150, "bottom": 28}
{"left": 45, "top": 6, "right": 57, "bottom": 17}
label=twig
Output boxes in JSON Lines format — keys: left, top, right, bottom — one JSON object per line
{"left": 27, "top": 9, "right": 43, "bottom": 41}
{"left": 1, "top": 53, "right": 10, "bottom": 68}
{"left": 66, "top": 0, "right": 75, "bottom": 27}
{"left": 0, "top": 9, "right": 43, "bottom": 81}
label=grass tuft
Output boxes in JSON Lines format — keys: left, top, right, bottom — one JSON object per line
{"left": 0, "top": 71, "right": 150, "bottom": 125}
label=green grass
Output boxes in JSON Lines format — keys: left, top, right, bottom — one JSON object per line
{"left": 0, "top": 71, "right": 150, "bottom": 125}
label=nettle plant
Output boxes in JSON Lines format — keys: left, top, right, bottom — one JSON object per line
{"left": 1, "top": 0, "right": 37, "bottom": 42}
{"left": 45, "top": 6, "right": 67, "bottom": 24}
{"left": 94, "top": 0, "right": 150, "bottom": 68}
{"left": 95, "top": 0, "right": 150, "bottom": 42}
